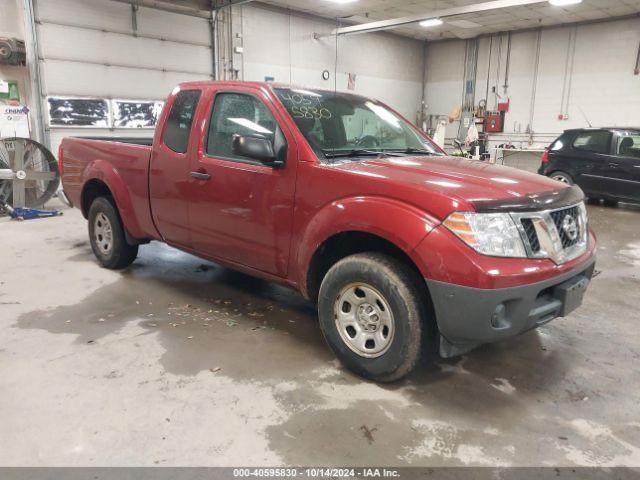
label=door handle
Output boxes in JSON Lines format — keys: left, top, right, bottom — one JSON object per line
{"left": 191, "top": 171, "right": 211, "bottom": 180}
{"left": 609, "top": 163, "right": 620, "bottom": 168}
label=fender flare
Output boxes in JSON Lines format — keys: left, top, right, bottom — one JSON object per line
{"left": 295, "top": 196, "right": 440, "bottom": 295}
{"left": 80, "top": 160, "right": 145, "bottom": 239}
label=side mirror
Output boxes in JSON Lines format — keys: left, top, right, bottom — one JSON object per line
{"left": 232, "top": 135, "right": 276, "bottom": 164}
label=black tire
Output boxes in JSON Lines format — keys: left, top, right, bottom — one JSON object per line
{"left": 548, "top": 171, "right": 574, "bottom": 185}
{"left": 317, "top": 252, "right": 430, "bottom": 382}
{"left": 603, "top": 199, "right": 619, "bottom": 207}
{"left": 88, "top": 196, "right": 138, "bottom": 269}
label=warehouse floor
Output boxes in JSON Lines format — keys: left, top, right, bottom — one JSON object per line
{"left": 1, "top": 200, "right": 639, "bottom": 467}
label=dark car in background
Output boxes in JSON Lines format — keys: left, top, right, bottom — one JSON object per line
{"left": 539, "top": 128, "right": 640, "bottom": 205}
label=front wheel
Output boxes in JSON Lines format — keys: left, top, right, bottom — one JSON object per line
{"left": 317, "top": 253, "right": 429, "bottom": 382}
{"left": 88, "top": 196, "right": 138, "bottom": 269}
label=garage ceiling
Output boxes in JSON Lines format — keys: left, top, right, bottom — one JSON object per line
{"left": 256, "top": 0, "right": 640, "bottom": 40}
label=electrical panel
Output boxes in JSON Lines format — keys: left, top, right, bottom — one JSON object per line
{"left": 485, "top": 112, "right": 504, "bottom": 133}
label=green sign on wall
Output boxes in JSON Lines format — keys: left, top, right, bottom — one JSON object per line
{"left": 0, "top": 80, "right": 20, "bottom": 102}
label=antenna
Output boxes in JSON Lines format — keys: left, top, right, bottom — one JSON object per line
{"left": 334, "top": 17, "right": 340, "bottom": 95}
{"left": 576, "top": 106, "right": 592, "bottom": 128}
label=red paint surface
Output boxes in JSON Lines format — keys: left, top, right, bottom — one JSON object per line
{"left": 61, "top": 81, "right": 597, "bottom": 297}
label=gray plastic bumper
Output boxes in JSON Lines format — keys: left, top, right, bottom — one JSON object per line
{"left": 426, "top": 258, "right": 596, "bottom": 358}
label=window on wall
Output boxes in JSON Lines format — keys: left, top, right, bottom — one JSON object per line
{"left": 163, "top": 90, "right": 201, "bottom": 153}
{"left": 47, "top": 97, "right": 165, "bottom": 128}
{"left": 113, "top": 100, "right": 164, "bottom": 128}
{"left": 48, "top": 98, "right": 110, "bottom": 127}
{"left": 206, "top": 92, "right": 277, "bottom": 160}
{"left": 572, "top": 131, "right": 611, "bottom": 154}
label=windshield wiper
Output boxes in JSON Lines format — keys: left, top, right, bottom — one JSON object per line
{"left": 392, "top": 148, "right": 443, "bottom": 156}
{"left": 323, "top": 149, "right": 392, "bottom": 159}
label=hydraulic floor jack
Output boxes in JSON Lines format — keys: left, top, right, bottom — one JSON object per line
{"left": 0, "top": 198, "right": 62, "bottom": 221}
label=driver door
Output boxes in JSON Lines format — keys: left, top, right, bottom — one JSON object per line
{"left": 187, "top": 87, "right": 298, "bottom": 277}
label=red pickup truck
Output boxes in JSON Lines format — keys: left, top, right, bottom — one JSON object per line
{"left": 60, "top": 81, "right": 596, "bottom": 381}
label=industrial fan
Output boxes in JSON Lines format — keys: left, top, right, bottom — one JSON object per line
{"left": 0, "top": 137, "right": 60, "bottom": 208}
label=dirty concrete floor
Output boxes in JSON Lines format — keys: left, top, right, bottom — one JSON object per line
{"left": 1, "top": 199, "right": 639, "bottom": 467}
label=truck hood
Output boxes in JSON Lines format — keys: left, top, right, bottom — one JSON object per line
{"left": 332, "top": 155, "right": 582, "bottom": 218}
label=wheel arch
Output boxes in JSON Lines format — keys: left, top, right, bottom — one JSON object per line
{"left": 296, "top": 196, "right": 439, "bottom": 300}
{"left": 304, "top": 230, "right": 435, "bottom": 320}
{"left": 81, "top": 178, "right": 113, "bottom": 218}
{"left": 79, "top": 160, "right": 145, "bottom": 239}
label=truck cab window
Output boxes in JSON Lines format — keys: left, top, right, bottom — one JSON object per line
{"left": 163, "top": 90, "right": 201, "bottom": 154}
{"left": 207, "top": 93, "right": 277, "bottom": 160}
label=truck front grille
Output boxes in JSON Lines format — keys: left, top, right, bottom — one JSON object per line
{"left": 520, "top": 218, "right": 541, "bottom": 253}
{"left": 550, "top": 206, "right": 581, "bottom": 249}
{"left": 511, "top": 202, "right": 588, "bottom": 264}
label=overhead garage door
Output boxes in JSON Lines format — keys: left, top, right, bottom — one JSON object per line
{"left": 33, "top": 0, "right": 212, "bottom": 153}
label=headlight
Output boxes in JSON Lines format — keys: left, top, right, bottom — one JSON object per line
{"left": 443, "top": 212, "right": 527, "bottom": 258}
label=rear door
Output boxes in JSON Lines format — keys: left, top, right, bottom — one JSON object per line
{"left": 186, "top": 86, "right": 298, "bottom": 277}
{"left": 149, "top": 89, "right": 202, "bottom": 248}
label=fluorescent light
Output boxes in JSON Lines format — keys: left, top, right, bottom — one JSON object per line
{"left": 324, "top": 0, "right": 358, "bottom": 3}
{"left": 548, "top": 0, "right": 582, "bottom": 5}
{"left": 420, "top": 18, "right": 444, "bottom": 28}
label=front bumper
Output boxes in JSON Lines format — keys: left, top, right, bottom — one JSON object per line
{"left": 427, "top": 257, "right": 596, "bottom": 357}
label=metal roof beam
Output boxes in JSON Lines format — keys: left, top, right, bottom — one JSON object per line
{"left": 330, "top": 0, "right": 547, "bottom": 36}
{"left": 110, "top": 0, "right": 213, "bottom": 18}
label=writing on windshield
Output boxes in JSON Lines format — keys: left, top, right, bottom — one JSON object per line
{"left": 275, "top": 88, "right": 440, "bottom": 161}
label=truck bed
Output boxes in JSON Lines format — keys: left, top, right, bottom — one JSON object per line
{"left": 60, "top": 136, "right": 157, "bottom": 240}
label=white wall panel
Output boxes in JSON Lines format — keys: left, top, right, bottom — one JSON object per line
{"left": 556, "top": 18, "right": 640, "bottom": 130}
{"left": 38, "top": 24, "right": 211, "bottom": 76}
{"left": 42, "top": 59, "right": 207, "bottom": 99}
{"left": 136, "top": 6, "right": 210, "bottom": 45}
{"left": 241, "top": 5, "right": 425, "bottom": 120}
{"left": 424, "top": 17, "right": 640, "bottom": 147}
{"left": 244, "top": 62, "right": 422, "bottom": 122}
{"left": 424, "top": 40, "right": 465, "bottom": 138}
{"left": 504, "top": 30, "right": 540, "bottom": 134}
{"left": 35, "top": 0, "right": 212, "bottom": 154}
{"left": 0, "top": 0, "right": 24, "bottom": 37}
{"left": 37, "top": 0, "right": 132, "bottom": 32}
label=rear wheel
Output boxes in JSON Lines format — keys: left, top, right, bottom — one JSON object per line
{"left": 88, "top": 196, "right": 138, "bottom": 269}
{"left": 317, "top": 253, "right": 429, "bottom": 382}
{"left": 549, "top": 171, "right": 573, "bottom": 185}
{"left": 603, "top": 199, "right": 619, "bottom": 207}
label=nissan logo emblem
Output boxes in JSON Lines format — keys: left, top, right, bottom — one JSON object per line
{"left": 562, "top": 215, "right": 578, "bottom": 241}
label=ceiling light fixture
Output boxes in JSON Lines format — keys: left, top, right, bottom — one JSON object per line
{"left": 420, "top": 18, "right": 444, "bottom": 28}
{"left": 548, "top": 0, "right": 582, "bottom": 6}
{"left": 324, "top": 0, "right": 358, "bottom": 3}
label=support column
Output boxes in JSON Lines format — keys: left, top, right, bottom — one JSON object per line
{"left": 21, "top": 0, "right": 48, "bottom": 148}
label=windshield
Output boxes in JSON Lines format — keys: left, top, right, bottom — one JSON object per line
{"left": 274, "top": 87, "right": 442, "bottom": 161}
